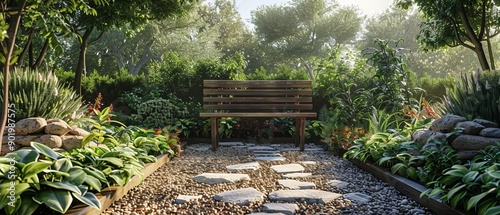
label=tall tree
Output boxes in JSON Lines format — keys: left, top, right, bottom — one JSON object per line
{"left": 70, "top": 0, "right": 198, "bottom": 94}
{"left": 252, "top": 0, "right": 363, "bottom": 79}
{"left": 0, "top": 0, "right": 100, "bottom": 154}
{"left": 397, "top": 0, "right": 500, "bottom": 70}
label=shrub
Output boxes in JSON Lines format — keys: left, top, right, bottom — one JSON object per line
{"left": 132, "top": 98, "right": 192, "bottom": 128}
{"left": 444, "top": 69, "right": 500, "bottom": 123}
{"left": 0, "top": 68, "right": 87, "bottom": 121}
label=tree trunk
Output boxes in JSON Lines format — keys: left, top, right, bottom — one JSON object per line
{"left": 74, "top": 27, "right": 93, "bottom": 95}
{"left": 458, "top": 4, "right": 490, "bottom": 71}
{"left": 0, "top": 1, "right": 26, "bottom": 154}
{"left": 33, "top": 38, "right": 49, "bottom": 70}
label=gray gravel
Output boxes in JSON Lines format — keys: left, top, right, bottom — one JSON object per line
{"left": 102, "top": 144, "right": 434, "bottom": 215}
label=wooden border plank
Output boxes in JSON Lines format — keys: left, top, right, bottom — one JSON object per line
{"left": 350, "top": 159, "right": 475, "bottom": 215}
{"left": 65, "top": 154, "right": 172, "bottom": 215}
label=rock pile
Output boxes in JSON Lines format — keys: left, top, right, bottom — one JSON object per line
{"left": 1, "top": 117, "right": 90, "bottom": 155}
{"left": 414, "top": 114, "right": 500, "bottom": 160}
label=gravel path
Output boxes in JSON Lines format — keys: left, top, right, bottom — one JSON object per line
{"left": 102, "top": 143, "right": 434, "bottom": 215}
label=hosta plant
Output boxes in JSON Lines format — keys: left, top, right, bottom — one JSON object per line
{"left": 0, "top": 142, "right": 101, "bottom": 214}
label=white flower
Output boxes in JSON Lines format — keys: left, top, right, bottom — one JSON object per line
{"left": 53, "top": 87, "right": 58, "bottom": 96}
{"left": 38, "top": 73, "right": 43, "bottom": 80}
{"left": 485, "top": 80, "right": 491, "bottom": 90}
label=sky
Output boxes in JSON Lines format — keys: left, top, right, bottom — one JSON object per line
{"left": 231, "top": 0, "right": 395, "bottom": 26}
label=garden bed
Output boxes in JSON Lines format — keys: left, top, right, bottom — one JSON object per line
{"left": 65, "top": 153, "right": 173, "bottom": 215}
{"left": 350, "top": 159, "right": 475, "bottom": 215}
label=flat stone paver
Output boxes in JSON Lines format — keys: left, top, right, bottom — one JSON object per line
{"left": 343, "top": 192, "right": 373, "bottom": 204}
{"left": 248, "top": 146, "right": 276, "bottom": 151}
{"left": 328, "top": 180, "right": 349, "bottom": 189}
{"left": 253, "top": 150, "right": 281, "bottom": 154}
{"left": 282, "top": 173, "right": 312, "bottom": 178}
{"left": 278, "top": 179, "right": 316, "bottom": 189}
{"left": 247, "top": 213, "right": 287, "bottom": 215}
{"left": 263, "top": 203, "right": 299, "bottom": 215}
{"left": 214, "top": 188, "right": 265, "bottom": 206}
{"left": 254, "top": 154, "right": 283, "bottom": 157}
{"left": 299, "top": 161, "right": 317, "bottom": 165}
{"left": 192, "top": 173, "right": 250, "bottom": 184}
{"left": 219, "top": 142, "right": 244, "bottom": 146}
{"left": 175, "top": 195, "right": 202, "bottom": 204}
{"left": 226, "top": 161, "right": 260, "bottom": 171}
{"left": 255, "top": 156, "right": 287, "bottom": 161}
{"left": 305, "top": 147, "right": 326, "bottom": 151}
{"left": 189, "top": 146, "right": 211, "bottom": 151}
{"left": 271, "top": 164, "right": 304, "bottom": 174}
{"left": 269, "top": 189, "right": 342, "bottom": 204}
{"left": 279, "top": 147, "right": 300, "bottom": 152}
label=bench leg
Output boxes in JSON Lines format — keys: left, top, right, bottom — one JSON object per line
{"left": 295, "top": 118, "right": 306, "bottom": 151}
{"left": 210, "top": 117, "right": 219, "bottom": 151}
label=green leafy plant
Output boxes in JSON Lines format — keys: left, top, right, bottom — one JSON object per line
{"left": 0, "top": 142, "right": 101, "bottom": 214}
{"left": 444, "top": 69, "right": 500, "bottom": 123}
{"left": 0, "top": 68, "right": 87, "bottom": 121}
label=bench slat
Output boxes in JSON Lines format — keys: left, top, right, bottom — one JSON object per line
{"left": 203, "top": 97, "right": 312, "bottom": 103}
{"left": 203, "top": 104, "right": 312, "bottom": 110}
{"left": 199, "top": 112, "right": 317, "bottom": 118}
{"left": 204, "top": 80, "right": 312, "bottom": 88}
{"left": 203, "top": 89, "right": 312, "bottom": 96}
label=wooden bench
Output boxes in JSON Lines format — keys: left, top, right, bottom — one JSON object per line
{"left": 199, "top": 80, "right": 317, "bottom": 151}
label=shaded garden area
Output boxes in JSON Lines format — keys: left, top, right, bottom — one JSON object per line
{"left": 1, "top": 0, "right": 500, "bottom": 214}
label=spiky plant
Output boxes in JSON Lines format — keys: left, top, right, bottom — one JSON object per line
{"left": 444, "top": 69, "right": 500, "bottom": 123}
{"left": 0, "top": 68, "right": 87, "bottom": 121}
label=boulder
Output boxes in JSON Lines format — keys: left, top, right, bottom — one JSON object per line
{"left": 14, "top": 117, "right": 47, "bottom": 135}
{"left": 15, "top": 136, "right": 40, "bottom": 147}
{"left": 34, "top": 135, "right": 62, "bottom": 148}
{"left": 430, "top": 115, "right": 467, "bottom": 132}
{"left": 45, "top": 121, "right": 72, "bottom": 135}
{"left": 61, "top": 135, "right": 84, "bottom": 151}
{"left": 0, "top": 144, "right": 21, "bottom": 156}
{"left": 68, "top": 127, "right": 90, "bottom": 137}
{"left": 422, "top": 132, "right": 447, "bottom": 150}
{"left": 451, "top": 134, "right": 500, "bottom": 150}
{"left": 472, "top": 119, "right": 499, "bottom": 128}
{"left": 456, "top": 150, "right": 480, "bottom": 160}
{"left": 412, "top": 129, "right": 432, "bottom": 145}
{"left": 479, "top": 128, "right": 500, "bottom": 138}
{"left": 456, "top": 121, "right": 485, "bottom": 135}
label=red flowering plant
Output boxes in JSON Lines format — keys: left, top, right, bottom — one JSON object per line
{"left": 401, "top": 97, "right": 440, "bottom": 136}
{"left": 321, "top": 127, "right": 370, "bottom": 155}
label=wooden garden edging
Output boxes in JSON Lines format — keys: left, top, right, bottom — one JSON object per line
{"left": 65, "top": 154, "right": 172, "bottom": 215}
{"left": 350, "top": 159, "right": 475, "bottom": 215}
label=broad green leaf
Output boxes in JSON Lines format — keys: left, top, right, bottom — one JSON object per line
{"left": 12, "top": 150, "right": 39, "bottom": 163}
{"left": 39, "top": 189, "right": 73, "bottom": 214}
{"left": 41, "top": 169, "right": 71, "bottom": 177}
{"left": 446, "top": 184, "right": 466, "bottom": 201}
{"left": 40, "top": 181, "right": 82, "bottom": 195}
{"left": 484, "top": 206, "right": 500, "bottom": 215}
{"left": 17, "top": 192, "right": 40, "bottom": 215}
{"left": 487, "top": 170, "right": 500, "bottom": 179}
{"left": 466, "top": 188, "right": 496, "bottom": 211}
{"left": 98, "top": 157, "right": 124, "bottom": 167}
{"left": 0, "top": 182, "right": 30, "bottom": 209}
{"left": 30, "top": 142, "right": 59, "bottom": 160}
{"left": 109, "top": 173, "right": 125, "bottom": 187}
{"left": 53, "top": 158, "right": 73, "bottom": 172}
{"left": 84, "top": 167, "right": 108, "bottom": 183}
{"left": 450, "top": 190, "right": 466, "bottom": 208}
{"left": 21, "top": 162, "right": 51, "bottom": 180}
{"left": 65, "top": 169, "right": 87, "bottom": 185}
{"left": 444, "top": 169, "right": 467, "bottom": 178}
{"left": 72, "top": 190, "right": 101, "bottom": 210}
{"left": 462, "top": 171, "right": 479, "bottom": 184}
{"left": 84, "top": 175, "right": 102, "bottom": 192}
{"left": 426, "top": 187, "right": 444, "bottom": 198}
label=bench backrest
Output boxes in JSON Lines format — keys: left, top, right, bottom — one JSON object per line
{"left": 202, "top": 80, "right": 313, "bottom": 112}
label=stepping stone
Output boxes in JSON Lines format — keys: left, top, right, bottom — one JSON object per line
{"left": 245, "top": 143, "right": 256, "bottom": 147}
{"left": 271, "top": 164, "right": 304, "bottom": 174}
{"left": 248, "top": 146, "right": 276, "bottom": 151}
{"left": 278, "top": 179, "right": 316, "bottom": 189}
{"left": 247, "top": 213, "right": 287, "bottom": 215}
{"left": 175, "top": 195, "right": 202, "bottom": 204}
{"left": 226, "top": 161, "right": 260, "bottom": 171}
{"left": 255, "top": 156, "right": 287, "bottom": 161}
{"left": 253, "top": 150, "right": 281, "bottom": 154}
{"left": 305, "top": 147, "right": 325, "bottom": 151}
{"left": 269, "top": 189, "right": 342, "bottom": 204}
{"left": 299, "top": 161, "right": 317, "bottom": 165}
{"left": 279, "top": 147, "right": 300, "bottom": 152}
{"left": 219, "top": 142, "right": 244, "bottom": 146}
{"left": 189, "top": 146, "right": 210, "bottom": 151}
{"left": 270, "top": 144, "right": 283, "bottom": 147}
{"left": 254, "top": 153, "right": 282, "bottom": 157}
{"left": 214, "top": 188, "right": 265, "bottom": 206}
{"left": 192, "top": 173, "right": 250, "bottom": 184}
{"left": 282, "top": 173, "right": 312, "bottom": 178}
{"left": 231, "top": 145, "right": 248, "bottom": 148}
{"left": 327, "top": 180, "right": 349, "bottom": 189}
{"left": 343, "top": 192, "right": 373, "bottom": 204}
{"left": 263, "top": 203, "right": 299, "bottom": 215}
